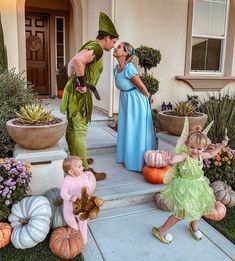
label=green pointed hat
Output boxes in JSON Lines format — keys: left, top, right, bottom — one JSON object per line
{"left": 98, "top": 12, "right": 119, "bottom": 38}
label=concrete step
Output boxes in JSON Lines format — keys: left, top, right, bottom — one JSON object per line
{"left": 90, "top": 152, "right": 165, "bottom": 210}
{"left": 43, "top": 98, "right": 114, "bottom": 127}
{"left": 59, "top": 126, "right": 117, "bottom": 155}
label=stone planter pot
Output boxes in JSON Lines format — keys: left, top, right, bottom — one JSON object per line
{"left": 158, "top": 111, "right": 208, "bottom": 136}
{"left": 6, "top": 115, "right": 68, "bottom": 150}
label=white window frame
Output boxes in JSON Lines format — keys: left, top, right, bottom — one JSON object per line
{"left": 55, "top": 16, "right": 66, "bottom": 71}
{"left": 190, "top": 0, "right": 229, "bottom": 75}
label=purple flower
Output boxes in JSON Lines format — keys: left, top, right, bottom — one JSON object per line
{"left": 2, "top": 187, "right": 10, "bottom": 197}
{"left": 0, "top": 176, "right": 3, "bottom": 182}
{"left": 5, "top": 200, "right": 10, "bottom": 205}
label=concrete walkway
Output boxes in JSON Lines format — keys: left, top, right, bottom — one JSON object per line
{"left": 43, "top": 98, "right": 235, "bottom": 261}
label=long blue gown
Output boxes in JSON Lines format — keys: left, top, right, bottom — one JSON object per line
{"left": 114, "top": 62, "right": 156, "bottom": 171}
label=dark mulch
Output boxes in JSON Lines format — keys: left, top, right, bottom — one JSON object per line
{"left": 203, "top": 206, "right": 235, "bottom": 244}
{"left": 0, "top": 234, "right": 84, "bottom": 261}
{"left": 13, "top": 118, "right": 62, "bottom": 126}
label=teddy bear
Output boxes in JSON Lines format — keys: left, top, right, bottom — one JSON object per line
{"left": 73, "top": 187, "right": 104, "bottom": 221}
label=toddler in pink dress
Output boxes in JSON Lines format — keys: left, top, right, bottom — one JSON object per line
{"left": 60, "top": 156, "right": 94, "bottom": 244}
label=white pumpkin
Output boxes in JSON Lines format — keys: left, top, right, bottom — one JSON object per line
{"left": 144, "top": 150, "right": 167, "bottom": 167}
{"left": 84, "top": 171, "right": 96, "bottom": 195}
{"left": 44, "top": 188, "right": 66, "bottom": 229}
{"left": 8, "top": 196, "right": 52, "bottom": 249}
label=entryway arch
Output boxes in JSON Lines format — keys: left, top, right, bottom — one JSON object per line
{"left": 16, "top": 0, "right": 86, "bottom": 95}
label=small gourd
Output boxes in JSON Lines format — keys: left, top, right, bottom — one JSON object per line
{"left": 143, "top": 165, "right": 171, "bottom": 184}
{"left": 211, "top": 181, "right": 235, "bottom": 208}
{"left": 0, "top": 222, "right": 12, "bottom": 248}
{"left": 144, "top": 150, "right": 167, "bottom": 168}
{"left": 44, "top": 187, "right": 66, "bottom": 229}
{"left": 204, "top": 201, "right": 227, "bottom": 221}
{"left": 155, "top": 193, "right": 169, "bottom": 211}
{"left": 49, "top": 226, "right": 84, "bottom": 260}
{"left": 8, "top": 196, "right": 52, "bottom": 249}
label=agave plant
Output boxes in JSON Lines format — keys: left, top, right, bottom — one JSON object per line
{"left": 174, "top": 101, "right": 196, "bottom": 117}
{"left": 15, "top": 104, "right": 54, "bottom": 124}
{"left": 200, "top": 92, "right": 235, "bottom": 148}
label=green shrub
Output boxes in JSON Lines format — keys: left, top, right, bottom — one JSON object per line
{"left": 0, "top": 68, "right": 38, "bottom": 157}
{"left": 136, "top": 45, "right": 161, "bottom": 101}
{"left": 135, "top": 45, "right": 161, "bottom": 73}
{"left": 200, "top": 92, "right": 235, "bottom": 149}
{"left": 140, "top": 74, "right": 159, "bottom": 97}
{"left": 0, "top": 13, "right": 8, "bottom": 71}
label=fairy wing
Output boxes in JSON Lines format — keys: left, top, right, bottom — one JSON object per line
{"left": 203, "top": 121, "right": 214, "bottom": 135}
{"left": 163, "top": 117, "right": 189, "bottom": 184}
{"left": 175, "top": 116, "right": 189, "bottom": 154}
{"left": 163, "top": 165, "right": 177, "bottom": 184}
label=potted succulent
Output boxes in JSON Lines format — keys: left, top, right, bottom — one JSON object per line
{"left": 56, "top": 63, "right": 68, "bottom": 98}
{"left": 135, "top": 45, "right": 161, "bottom": 102}
{"left": 158, "top": 101, "right": 207, "bottom": 136}
{"left": 6, "top": 104, "right": 67, "bottom": 149}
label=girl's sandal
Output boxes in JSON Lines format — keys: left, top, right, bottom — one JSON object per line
{"left": 152, "top": 227, "right": 172, "bottom": 244}
{"left": 189, "top": 223, "right": 202, "bottom": 241}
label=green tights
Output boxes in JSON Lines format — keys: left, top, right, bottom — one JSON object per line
{"left": 66, "top": 112, "right": 89, "bottom": 170}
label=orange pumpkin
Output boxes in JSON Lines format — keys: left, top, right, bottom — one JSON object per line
{"left": 49, "top": 227, "right": 84, "bottom": 260}
{"left": 204, "top": 201, "right": 227, "bottom": 221}
{"left": 0, "top": 222, "right": 12, "bottom": 248}
{"left": 143, "top": 165, "right": 171, "bottom": 184}
{"left": 57, "top": 89, "right": 63, "bottom": 98}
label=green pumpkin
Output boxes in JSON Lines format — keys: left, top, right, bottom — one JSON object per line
{"left": 8, "top": 196, "right": 52, "bottom": 249}
{"left": 44, "top": 187, "right": 66, "bottom": 229}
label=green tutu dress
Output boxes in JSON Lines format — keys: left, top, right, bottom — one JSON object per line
{"left": 161, "top": 155, "right": 215, "bottom": 221}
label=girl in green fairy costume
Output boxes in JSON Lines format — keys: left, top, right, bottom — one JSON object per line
{"left": 152, "top": 118, "right": 229, "bottom": 244}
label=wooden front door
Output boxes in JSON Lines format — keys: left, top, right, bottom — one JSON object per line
{"left": 25, "top": 13, "right": 50, "bottom": 95}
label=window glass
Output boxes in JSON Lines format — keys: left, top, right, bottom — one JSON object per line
{"left": 191, "top": 0, "right": 227, "bottom": 72}
{"left": 210, "top": 2, "right": 226, "bottom": 35}
{"left": 191, "top": 38, "right": 221, "bottom": 71}
{"left": 193, "top": 0, "right": 210, "bottom": 35}
{"left": 55, "top": 17, "right": 65, "bottom": 70}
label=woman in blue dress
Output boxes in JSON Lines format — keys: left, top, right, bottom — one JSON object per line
{"left": 113, "top": 42, "right": 156, "bottom": 171}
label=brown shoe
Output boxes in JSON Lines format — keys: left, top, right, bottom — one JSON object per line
{"left": 87, "top": 158, "right": 94, "bottom": 165}
{"left": 88, "top": 168, "right": 107, "bottom": 181}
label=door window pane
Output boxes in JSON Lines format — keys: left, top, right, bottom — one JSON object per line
{"left": 55, "top": 17, "right": 65, "bottom": 70}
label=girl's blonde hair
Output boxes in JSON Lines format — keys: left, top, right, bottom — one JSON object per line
{"left": 123, "top": 42, "right": 139, "bottom": 69}
{"left": 62, "top": 156, "right": 81, "bottom": 176}
{"left": 185, "top": 126, "right": 208, "bottom": 148}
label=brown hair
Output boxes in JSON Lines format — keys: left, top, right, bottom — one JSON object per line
{"left": 186, "top": 126, "right": 208, "bottom": 148}
{"left": 122, "top": 42, "right": 139, "bottom": 68}
{"left": 62, "top": 156, "right": 81, "bottom": 175}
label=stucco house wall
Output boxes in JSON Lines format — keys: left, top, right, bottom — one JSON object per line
{"left": 0, "top": 0, "right": 234, "bottom": 115}
{"left": 113, "top": 0, "right": 235, "bottom": 112}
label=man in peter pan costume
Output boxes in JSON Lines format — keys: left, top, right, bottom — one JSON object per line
{"left": 60, "top": 12, "right": 119, "bottom": 181}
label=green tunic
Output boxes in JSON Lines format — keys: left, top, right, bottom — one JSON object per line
{"left": 60, "top": 40, "right": 103, "bottom": 122}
